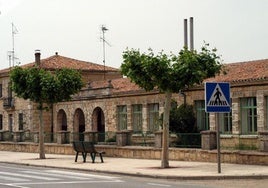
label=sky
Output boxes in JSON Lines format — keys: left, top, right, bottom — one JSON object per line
{"left": 0, "top": 0, "right": 268, "bottom": 70}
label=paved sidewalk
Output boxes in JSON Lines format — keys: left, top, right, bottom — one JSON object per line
{"left": 0, "top": 151, "right": 268, "bottom": 180}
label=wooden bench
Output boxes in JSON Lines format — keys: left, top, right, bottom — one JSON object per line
{"left": 72, "top": 141, "right": 86, "bottom": 162}
{"left": 72, "top": 141, "right": 105, "bottom": 163}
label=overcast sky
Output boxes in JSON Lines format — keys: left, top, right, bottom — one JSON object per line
{"left": 0, "top": 0, "right": 268, "bottom": 70}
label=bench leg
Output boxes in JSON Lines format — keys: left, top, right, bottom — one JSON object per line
{"left": 82, "top": 152, "right": 86, "bottom": 162}
{"left": 99, "top": 153, "right": 104, "bottom": 163}
{"left": 90, "top": 153, "right": 95, "bottom": 163}
{"left": 75, "top": 152, "right": 79, "bottom": 162}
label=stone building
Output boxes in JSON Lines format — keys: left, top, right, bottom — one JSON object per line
{"left": 1, "top": 52, "right": 268, "bottom": 151}
{"left": 0, "top": 52, "right": 122, "bottom": 142}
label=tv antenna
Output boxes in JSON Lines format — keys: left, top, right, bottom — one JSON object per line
{"left": 8, "top": 23, "right": 19, "bottom": 67}
{"left": 100, "top": 25, "right": 111, "bottom": 80}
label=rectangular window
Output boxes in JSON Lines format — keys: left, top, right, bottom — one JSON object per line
{"left": 219, "top": 112, "right": 232, "bottom": 134}
{"left": 195, "top": 100, "right": 210, "bottom": 131}
{"left": 19, "top": 113, "right": 23, "bottom": 130}
{"left": 241, "top": 97, "right": 257, "bottom": 134}
{"left": 132, "top": 104, "right": 142, "bottom": 133}
{"left": 117, "top": 105, "right": 127, "bottom": 131}
{"left": 266, "top": 96, "right": 268, "bottom": 129}
{"left": 0, "top": 114, "right": 3, "bottom": 130}
{"left": 0, "top": 84, "right": 2, "bottom": 98}
{"left": 148, "top": 103, "right": 159, "bottom": 133}
{"left": 219, "top": 99, "right": 232, "bottom": 134}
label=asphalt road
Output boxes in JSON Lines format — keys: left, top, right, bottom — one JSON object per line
{"left": 0, "top": 163, "right": 267, "bottom": 188}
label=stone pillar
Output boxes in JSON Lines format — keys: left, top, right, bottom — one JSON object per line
{"left": 84, "top": 131, "right": 98, "bottom": 143}
{"left": 259, "top": 131, "right": 268, "bottom": 152}
{"left": 57, "top": 131, "right": 70, "bottom": 144}
{"left": 154, "top": 131, "right": 162, "bottom": 148}
{"left": 13, "top": 131, "right": 25, "bottom": 142}
{"left": 116, "top": 131, "right": 128, "bottom": 146}
{"left": 33, "top": 131, "right": 39, "bottom": 143}
{"left": 126, "top": 130, "right": 133, "bottom": 145}
{"left": 0, "top": 130, "right": 9, "bottom": 141}
{"left": 201, "top": 130, "right": 217, "bottom": 150}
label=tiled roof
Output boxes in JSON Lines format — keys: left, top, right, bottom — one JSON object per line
{"left": 205, "top": 59, "right": 268, "bottom": 83}
{"left": 111, "top": 78, "right": 143, "bottom": 93}
{"left": 87, "top": 58, "right": 268, "bottom": 94}
{"left": 32, "top": 54, "right": 118, "bottom": 71}
{"left": 0, "top": 54, "right": 118, "bottom": 74}
{"left": 88, "top": 78, "right": 143, "bottom": 93}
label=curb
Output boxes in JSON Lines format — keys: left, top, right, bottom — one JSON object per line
{"left": 1, "top": 161, "right": 268, "bottom": 181}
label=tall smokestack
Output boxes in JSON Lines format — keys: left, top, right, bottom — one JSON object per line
{"left": 184, "top": 19, "right": 188, "bottom": 48}
{"left": 35, "top": 50, "right": 41, "bottom": 66}
{"left": 190, "top": 17, "right": 194, "bottom": 50}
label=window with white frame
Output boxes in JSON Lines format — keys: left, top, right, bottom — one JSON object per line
{"left": 132, "top": 104, "right": 142, "bottom": 133}
{"left": 148, "top": 103, "right": 159, "bottom": 133}
{"left": 18, "top": 113, "right": 23, "bottom": 130}
{"left": 266, "top": 96, "right": 268, "bottom": 129}
{"left": 240, "top": 97, "right": 257, "bottom": 134}
{"left": 117, "top": 105, "right": 127, "bottom": 130}
{"left": 219, "top": 112, "right": 232, "bottom": 134}
{"left": 195, "top": 100, "right": 209, "bottom": 131}
{"left": 0, "top": 114, "right": 2, "bottom": 130}
{"left": 218, "top": 99, "right": 232, "bottom": 134}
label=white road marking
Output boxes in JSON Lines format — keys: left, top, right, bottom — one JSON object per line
{"left": 22, "top": 170, "right": 91, "bottom": 180}
{"left": 46, "top": 170, "right": 119, "bottom": 179}
{"left": 11, "top": 179, "right": 124, "bottom": 186}
{"left": 147, "top": 182, "right": 171, "bottom": 187}
{"left": 0, "top": 183, "right": 29, "bottom": 188}
{"left": 0, "top": 175, "right": 29, "bottom": 182}
{"left": 0, "top": 171, "right": 60, "bottom": 181}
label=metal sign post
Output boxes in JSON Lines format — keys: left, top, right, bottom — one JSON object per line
{"left": 205, "top": 82, "right": 230, "bottom": 174}
{"left": 215, "top": 113, "right": 221, "bottom": 173}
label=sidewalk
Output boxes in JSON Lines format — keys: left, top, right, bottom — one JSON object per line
{"left": 0, "top": 151, "right": 268, "bottom": 180}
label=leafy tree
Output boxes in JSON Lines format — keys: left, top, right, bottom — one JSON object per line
{"left": 10, "top": 66, "right": 83, "bottom": 159}
{"left": 121, "top": 44, "right": 222, "bottom": 168}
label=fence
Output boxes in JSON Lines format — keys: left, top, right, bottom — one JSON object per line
{"left": 0, "top": 131, "right": 201, "bottom": 148}
{"left": 172, "top": 133, "right": 201, "bottom": 148}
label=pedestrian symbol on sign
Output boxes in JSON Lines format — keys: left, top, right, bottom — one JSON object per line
{"left": 208, "top": 84, "right": 229, "bottom": 106}
{"left": 205, "top": 82, "right": 230, "bottom": 112}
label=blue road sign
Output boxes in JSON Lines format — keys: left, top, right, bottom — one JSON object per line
{"left": 205, "top": 82, "right": 230, "bottom": 113}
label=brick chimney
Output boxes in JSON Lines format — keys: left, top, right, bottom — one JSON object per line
{"left": 35, "top": 50, "right": 41, "bottom": 66}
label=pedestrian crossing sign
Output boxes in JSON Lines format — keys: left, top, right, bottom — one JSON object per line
{"left": 205, "top": 82, "right": 230, "bottom": 112}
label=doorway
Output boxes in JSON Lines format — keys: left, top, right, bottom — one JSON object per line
{"left": 92, "top": 107, "right": 105, "bottom": 142}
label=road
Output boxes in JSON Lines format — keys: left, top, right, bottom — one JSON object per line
{"left": 0, "top": 163, "right": 267, "bottom": 188}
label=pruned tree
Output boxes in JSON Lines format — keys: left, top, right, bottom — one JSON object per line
{"left": 10, "top": 66, "right": 84, "bottom": 159}
{"left": 121, "top": 44, "right": 222, "bottom": 168}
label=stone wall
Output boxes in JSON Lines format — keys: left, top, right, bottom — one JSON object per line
{"left": 0, "top": 142, "right": 267, "bottom": 165}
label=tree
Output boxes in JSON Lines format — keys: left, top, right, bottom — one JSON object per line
{"left": 10, "top": 66, "right": 84, "bottom": 159}
{"left": 121, "top": 44, "right": 222, "bottom": 168}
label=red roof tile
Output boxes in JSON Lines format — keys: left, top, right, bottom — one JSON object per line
{"left": 205, "top": 59, "right": 268, "bottom": 83}
{"left": 0, "top": 54, "right": 118, "bottom": 74}
{"left": 87, "top": 59, "right": 268, "bottom": 94}
{"left": 34, "top": 54, "right": 118, "bottom": 71}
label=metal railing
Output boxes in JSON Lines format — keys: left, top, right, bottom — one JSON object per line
{"left": 173, "top": 133, "right": 201, "bottom": 148}
{"left": 0, "top": 131, "right": 201, "bottom": 148}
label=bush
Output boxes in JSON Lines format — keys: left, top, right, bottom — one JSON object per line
{"left": 169, "top": 102, "right": 196, "bottom": 133}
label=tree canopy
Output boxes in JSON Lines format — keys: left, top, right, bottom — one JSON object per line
{"left": 121, "top": 44, "right": 222, "bottom": 168}
{"left": 121, "top": 44, "right": 222, "bottom": 93}
{"left": 10, "top": 66, "right": 84, "bottom": 106}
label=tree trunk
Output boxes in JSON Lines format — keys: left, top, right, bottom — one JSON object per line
{"left": 161, "top": 91, "right": 172, "bottom": 168}
{"left": 39, "top": 103, "right": 46, "bottom": 159}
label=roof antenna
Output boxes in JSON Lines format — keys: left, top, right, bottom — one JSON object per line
{"left": 7, "top": 23, "right": 19, "bottom": 68}
{"left": 100, "top": 25, "right": 111, "bottom": 80}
